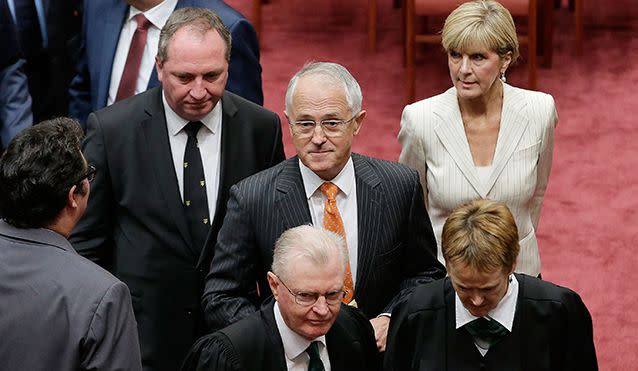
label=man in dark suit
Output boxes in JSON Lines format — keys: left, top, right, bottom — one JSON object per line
{"left": 0, "top": 0, "right": 32, "bottom": 149}
{"left": 183, "top": 225, "right": 379, "bottom": 371}
{"left": 202, "top": 62, "right": 445, "bottom": 352}
{"left": 6, "top": 0, "right": 82, "bottom": 122}
{"left": 68, "top": 0, "right": 262, "bottom": 127}
{"left": 70, "top": 8, "right": 284, "bottom": 371}
{"left": 0, "top": 118, "right": 141, "bottom": 371}
{"left": 384, "top": 199, "right": 598, "bottom": 371}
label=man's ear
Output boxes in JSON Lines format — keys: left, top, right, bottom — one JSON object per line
{"left": 67, "top": 185, "right": 80, "bottom": 209}
{"left": 155, "top": 56, "right": 163, "bottom": 82}
{"left": 352, "top": 110, "right": 366, "bottom": 136}
{"left": 267, "top": 272, "right": 280, "bottom": 301}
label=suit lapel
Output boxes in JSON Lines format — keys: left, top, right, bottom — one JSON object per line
{"left": 433, "top": 89, "right": 485, "bottom": 196}
{"left": 275, "top": 158, "right": 313, "bottom": 230}
{"left": 352, "top": 154, "right": 382, "bottom": 299}
{"left": 140, "top": 88, "right": 198, "bottom": 258}
{"left": 97, "top": 1, "right": 128, "bottom": 108}
{"left": 484, "top": 84, "right": 530, "bottom": 194}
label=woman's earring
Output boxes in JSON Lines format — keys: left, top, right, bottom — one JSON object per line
{"left": 500, "top": 71, "right": 507, "bottom": 83}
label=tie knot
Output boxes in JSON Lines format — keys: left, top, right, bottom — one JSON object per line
{"left": 463, "top": 317, "right": 509, "bottom": 345}
{"left": 184, "top": 121, "right": 203, "bottom": 139}
{"left": 133, "top": 13, "right": 151, "bottom": 31}
{"left": 320, "top": 182, "right": 338, "bottom": 200}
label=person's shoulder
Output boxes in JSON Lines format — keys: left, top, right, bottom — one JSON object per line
{"left": 517, "top": 274, "right": 584, "bottom": 306}
{"left": 353, "top": 154, "right": 420, "bottom": 183}
{"left": 506, "top": 84, "right": 555, "bottom": 108}
{"left": 234, "top": 157, "right": 295, "bottom": 191}
{"left": 405, "top": 87, "right": 456, "bottom": 111}
{"left": 192, "top": 0, "right": 248, "bottom": 25}
{"left": 89, "top": 88, "right": 160, "bottom": 128}
{"left": 223, "top": 91, "right": 278, "bottom": 122}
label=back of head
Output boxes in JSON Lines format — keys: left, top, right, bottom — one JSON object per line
{"left": 272, "top": 225, "right": 348, "bottom": 281}
{"left": 0, "top": 118, "right": 85, "bottom": 229}
{"left": 442, "top": 0, "right": 520, "bottom": 63}
{"left": 285, "top": 62, "right": 363, "bottom": 115}
{"left": 442, "top": 199, "right": 519, "bottom": 273}
{"left": 157, "top": 7, "right": 232, "bottom": 64}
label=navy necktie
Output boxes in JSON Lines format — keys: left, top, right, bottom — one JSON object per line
{"left": 14, "top": 0, "right": 42, "bottom": 56}
{"left": 306, "top": 341, "right": 325, "bottom": 371}
{"left": 183, "top": 121, "right": 209, "bottom": 251}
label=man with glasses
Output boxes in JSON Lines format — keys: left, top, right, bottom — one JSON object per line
{"left": 183, "top": 225, "right": 378, "bottom": 370}
{"left": 203, "top": 62, "right": 445, "bottom": 351}
{"left": 0, "top": 117, "right": 141, "bottom": 371}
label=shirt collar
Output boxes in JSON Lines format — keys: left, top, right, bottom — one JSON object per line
{"left": 455, "top": 274, "right": 519, "bottom": 332}
{"left": 273, "top": 301, "right": 327, "bottom": 362}
{"left": 162, "top": 91, "right": 222, "bottom": 136}
{"left": 127, "top": 0, "right": 177, "bottom": 29}
{"left": 299, "top": 157, "right": 355, "bottom": 200}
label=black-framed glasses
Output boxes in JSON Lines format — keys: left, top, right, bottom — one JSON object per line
{"left": 69, "top": 164, "right": 97, "bottom": 187}
{"left": 289, "top": 113, "right": 359, "bottom": 138}
{"left": 275, "top": 274, "right": 344, "bottom": 306}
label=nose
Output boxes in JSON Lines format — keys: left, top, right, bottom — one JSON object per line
{"left": 310, "top": 124, "right": 328, "bottom": 144}
{"left": 470, "top": 293, "right": 484, "bottom": 307}
{"left": 459, "top": 56, "right": 471, "bottom": 74}
{"left": 190, "top": 79, "right": 207, "bottom": 100}
{"left": 312, "top": 296, "right": 330, "bottom": 316}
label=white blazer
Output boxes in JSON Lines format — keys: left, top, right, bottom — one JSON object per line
{"left": 399, "top": 83, "right": 558, "bottom": 276}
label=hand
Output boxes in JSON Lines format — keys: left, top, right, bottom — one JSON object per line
{"left": 369, "top": 315, "right": 390, "bottom": 352}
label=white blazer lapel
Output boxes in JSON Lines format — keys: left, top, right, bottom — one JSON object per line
{"left": 433, "top": 88, "right": 485, "bottom": 196}
{"left": 485, "top": 84, "right": 531, "bottom": 194}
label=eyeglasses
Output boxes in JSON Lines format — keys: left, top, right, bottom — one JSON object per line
{"left": 275, "top": 274, "right": 344, "bottom": 306}
{"left": 69, "top": 164, "right": 97, "bottom": 188}
{"left": 289, "top": 114, "right": 359, "bottom": 138}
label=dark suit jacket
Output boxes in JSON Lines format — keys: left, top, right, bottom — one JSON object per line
{"left": 0, "top": 221, "right": 141, "bottom": 371}
{"left": 70, "top": 87, "right": 284, "bottom": 371}
{"left": 202, "top": 155, "right": 445, "bottom": 330}
{"left": 68, "top": 0, "right": 262, "bottom": 127}
{"left": 384, "top": 274, "right": 598, "bottom": 371}
{"left": 181, "top": 299, "right": 379, "bottom": 371}
{"left": 14, "top": 0, "right": 82, "bottom": 121}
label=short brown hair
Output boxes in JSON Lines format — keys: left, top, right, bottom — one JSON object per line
{"left": 442, "top": 199, "right": 519, "bottom": 273}
{"left": 441, "top": 0, "right": 520, "bottom": 63}
{"left": 157, "top": 7, "right": 231, "bottom": 64}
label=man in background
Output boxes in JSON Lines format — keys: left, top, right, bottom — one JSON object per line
{"left": 70, "top": 8, "right": 284, "bottom": 371}
{"left": 68, "top": 0, "right": 262, "bottom": 127}
{"left": 0, "top": 117, "right": 141, "bottom": 371}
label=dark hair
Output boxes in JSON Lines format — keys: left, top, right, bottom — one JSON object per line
{"left": 0, "top": 117, "right": 85, "bottom": 228}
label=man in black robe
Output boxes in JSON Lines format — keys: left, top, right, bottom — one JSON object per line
{"left": 384, "top": 199, "right": 597, "bottom": 371}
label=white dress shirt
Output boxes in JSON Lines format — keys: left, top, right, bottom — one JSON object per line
{"left": 299, "top": 157, "right": 358, "bottom": 285}
{"left": 163, "top": 92, "right": 222, "bottom": 222}
{"left": 455, "top": 274, "right": 519, "bottom": 356}
{"left": 273, "top": 302, "right": 331, "bottom": 371}
{"left": 107, "top": 0, "right": 178, "bottom": 106}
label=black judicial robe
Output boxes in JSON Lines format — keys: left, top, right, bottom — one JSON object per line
{"left": 181, "top": 298, "right": 379, "bottom": 371}
{"left": 384, "top": 274, "right": 597, "bottom": 371}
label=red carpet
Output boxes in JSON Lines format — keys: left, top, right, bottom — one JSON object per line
{"left": 228, "top": 1, "right": 637, "bottom": 368}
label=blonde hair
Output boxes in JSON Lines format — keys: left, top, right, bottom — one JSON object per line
{"left": 442, "top": 199, "right": 519, "bottom": 273}
{"left": 442, "top": 0, "right": 520, "bottom": 63}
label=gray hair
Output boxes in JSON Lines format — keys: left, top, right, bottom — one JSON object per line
{"left": 272, "top": 225, "right": 348, "bottom": 281}
{"left": 157, "top": 7, "right": 231, "bottom": 64}
{"left": 284, "top": 62, "right": 363, "bottom": 115}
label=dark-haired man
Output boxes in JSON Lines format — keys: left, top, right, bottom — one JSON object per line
{"left": 0, "top": 117, "right": 141, "bottom": 371}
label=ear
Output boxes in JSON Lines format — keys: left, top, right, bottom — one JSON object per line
{"left": 267, "top": 272, "right": 280, "bottom": 301}
{"left": 284, "top": 110, "right": 294, "bottom": 137}
{"left": 352, "top": 110, "right": 366, "bottom": 136}
{"left": 155, "top": 56, "right": 163, "bottom": 83}
{"left": 508, "top": 261, "right": 517, "bottom": 275}
{"left": 501, "top": 51, "right": 513, "bottom": 73}
{"left": 67, "top": 185, "right": 80, "bottom": 209}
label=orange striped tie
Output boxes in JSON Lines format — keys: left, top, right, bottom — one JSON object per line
{"left": 320, "top": 182, "right": 354, "bottom": 303}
